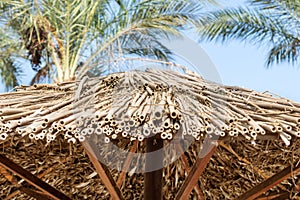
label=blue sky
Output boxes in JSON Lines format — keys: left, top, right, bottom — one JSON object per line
{"left": 0, "top": 0, "right": 299, "bottom": 102}
{"left": 201, "top": 41, "right": 300, "bottom": 102}
{"left": 163, "top": 32, "right": 300, "bottom": 103}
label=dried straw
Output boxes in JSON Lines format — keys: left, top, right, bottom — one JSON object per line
{"left": 0, "top": 69, "right": 299, "bottom": 145}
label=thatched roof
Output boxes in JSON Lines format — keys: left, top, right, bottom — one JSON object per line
{"left": 0, "top": 68, "right": 300, "bottom": 199}
{"left": 0, "top": 68, "right": 299, "bottom": 144}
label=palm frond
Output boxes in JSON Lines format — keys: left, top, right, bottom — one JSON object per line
{"left": 266, "top": 38, "right": 300, "bottom": 66}
{"left": 0, "top": 0, "right": 214, "bottom": 82}
{"left": 197, "top": 5, "right": 300, "bottom": 66}
{"left": 250, "top": 0, "right": 300, "bottom": 14}
{"left": 249, "top": 1, "right": 300, "bottom": 27}
{"left": 0, "top": 18, "right": 24, "bottom": 89}
{"left": 0, "top": 57, "right": 22, "bottom": 90}
{"left": 198, "top": 8, "right": 284, "bottom": 43}
{"left": 77, "top": 0, "right": 204, "bottom": 77}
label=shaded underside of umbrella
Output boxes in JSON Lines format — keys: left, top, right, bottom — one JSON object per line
{"left": 0, "top": 135, "right": 299, "bottom": 199}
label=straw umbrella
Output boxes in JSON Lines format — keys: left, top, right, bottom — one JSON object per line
{"left": 0, "top": 68, "right": 300, "bottom": 199}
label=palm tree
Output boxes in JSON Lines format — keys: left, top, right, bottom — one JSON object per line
{"left": 197, "top": 0, "right": 300, "bottom": 66}
{"left": 0, "top": 0, "right": 215, "bottom": 86}
{"left": 0, "top": 24, "right": 23, "bottom": 90}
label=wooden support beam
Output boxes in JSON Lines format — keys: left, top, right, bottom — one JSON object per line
{"left": 116, "top": 141, "right": 138, "bottom": 187}
{"left": 175, "top": 140, "right": 218, "bottom": 200}
{"left": 15, "top": 187, "right": 53, "bottom": 200}
{"left": 236, "top": 162, "right": 300, "bottom": 200}
{"left": 109, "top": 141, "right": 138, "bottom": 200}
{"left": 219, "top": 141, "right": 290, "bottom": 193}
{"left": 144, "top": 137, "right": 164, "bottom": 200}
{"left": 0, "top": 165, "right": 51, "bottom": 200}
{"left": 175, "top": 143, "right": 205, "bottom": 199}
{"left": 2, "top": 157, "right": 68, "bottom": 200}
{"left": 271, "top": 192, "right": 291, "bottom": 200}
{"left": 256, "top": 192, "right": 290, "bottom": 200}
{"left": 82, "top": 141, "right": 124, "bottom": 200}
{"left": 0, "top": 154, "right": 71, "bottom": 200}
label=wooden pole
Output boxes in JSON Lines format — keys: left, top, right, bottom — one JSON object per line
{"left": 82, "top": 142, "right": 124, "bottom": 200}
{"left": 109, "top": 141, "right": 138, "bottom": 200}
{"left": 144, "top": 137, "right": 164, "bottom": 200}
{"left": 116, "top": 141, "right": 138, "bottom": 187}
{"left": 175, "top": 140, "right": 218, "bottom": 200}
{"left": 0, "top": 154, "right": 71, "bottom": 200}
{"left": 0, "top": 166, "right": 52, "bottom": 200}
{"left": 236, "top": 162, "right": 300, "bottom": 200}
{"left": 175, "top": 143, "right": 205, "bottom": 199}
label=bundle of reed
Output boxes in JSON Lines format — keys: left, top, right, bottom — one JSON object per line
{"left": 0, "top": 68, "right": 300, "bottom": 145}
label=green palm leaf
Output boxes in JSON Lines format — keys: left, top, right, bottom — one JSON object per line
{"left": 197, "top": 0, "right": 300, "bottom": 66}
{"left": 0, "top": 0, "right": 215, "bottom": 85}
{"left": 0, "top": 58, "right": 22, "bottom": 90}
{"left": 0, "top": 20, "right": 24, "bottom": 90}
